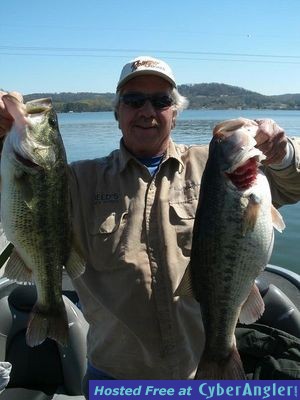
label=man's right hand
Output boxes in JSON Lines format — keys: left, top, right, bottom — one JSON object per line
{"left": 0, "top": 91, "right": 23, "bottom": 138}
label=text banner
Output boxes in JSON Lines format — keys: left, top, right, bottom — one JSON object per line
{"left": 89, "top": 380, "right": 299, "bottom": 400}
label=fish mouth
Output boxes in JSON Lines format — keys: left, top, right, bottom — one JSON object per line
{"left": 213, "top": 117, "right": 265, "bottom": 176}
{"left": 26, "top": 98, "right": 52, "bottom": 115}
{"left": 223, "top": 145, "right": 263, "bottom": 174}
{"left": 226, "top": 157, "right": 258, "bottom": 189}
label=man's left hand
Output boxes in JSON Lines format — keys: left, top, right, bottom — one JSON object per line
{"left": 255, "top": 119, "right": 288, "bottom": 165}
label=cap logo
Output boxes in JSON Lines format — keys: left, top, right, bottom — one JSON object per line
{"left": 131, "top": 60, "right": 164, "bottom": 71}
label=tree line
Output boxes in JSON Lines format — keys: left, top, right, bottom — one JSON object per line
{"left": 18, "top": 83, "right": 300, "bottom": 112}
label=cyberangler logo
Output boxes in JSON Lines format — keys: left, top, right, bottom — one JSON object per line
{"left": 198, "top": 382, "right": 298, "bottom": 400}
{"left": 131, "top": 60, "right": 165, "bottom": 72}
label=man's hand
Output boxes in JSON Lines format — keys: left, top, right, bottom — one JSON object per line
{"left": 0, "top": 91, "right": 23, "bottom": 138}
{"left": 255, "top": 119, "right": 288, "bottom": 165}
{"left": 228, "top": 118, "right": 290, "bottom": 190}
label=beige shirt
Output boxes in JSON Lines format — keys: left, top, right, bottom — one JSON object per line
{"left": 69, "top": 137, "right": 300, "bottom": 379}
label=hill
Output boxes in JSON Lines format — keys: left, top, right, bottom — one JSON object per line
{"left": 178, "top": 83, "right": 268, "bottom": 110}
{"left": 22, "top": 83, "right": 300, "bottom": 112}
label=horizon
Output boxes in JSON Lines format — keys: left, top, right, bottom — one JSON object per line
{"left": 21, "top": 82, "right": 299, "bottom": 97}
{"left": 2, "top": 0, "right": 300, "bottom": 96}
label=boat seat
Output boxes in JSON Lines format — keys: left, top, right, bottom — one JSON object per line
{"left": 255, "top": 276, "right": 300, "bottom": 338}
{"left": 0, "top": 284, "right": 88, "bottom": 397}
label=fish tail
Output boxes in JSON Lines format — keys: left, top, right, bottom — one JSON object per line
{"left": 26, "top": 302, "right": 69, "bottom": 347}
{"left": 195, "top": 347, "right": 246, "bottom": 380}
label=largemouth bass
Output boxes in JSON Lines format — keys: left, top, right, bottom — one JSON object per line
{"left": 1, "top": 95, "right": 85, "bottom": 347}
{"left": 176, "top": 118, "right": 285, "bottom": 379}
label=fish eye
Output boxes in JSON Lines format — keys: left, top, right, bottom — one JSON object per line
{"left": 48, "top": 114, "right": 58, "bottom": 127}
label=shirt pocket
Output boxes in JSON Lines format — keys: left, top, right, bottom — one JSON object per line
{"left": 88, "top": 211, "right": 128, "bottom": 270}
{"left": 169, "top": 200, "right": 197, "bottom": 257}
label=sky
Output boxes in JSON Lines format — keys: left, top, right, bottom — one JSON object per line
{"left": 1, "top": 0, "right": 300, "bottom": 96}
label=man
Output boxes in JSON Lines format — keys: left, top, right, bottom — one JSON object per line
{"left": 0, "top": 57, "right": 300, "bottom": 396}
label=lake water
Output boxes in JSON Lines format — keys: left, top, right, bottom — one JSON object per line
{"left": 57, "top": 109, "right": 300, "bottom": 274}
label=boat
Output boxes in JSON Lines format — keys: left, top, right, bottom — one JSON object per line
{"left": 0, "top": 243, "right": 88, "bottom": 400}
{"left": 0, "top": 244, "right": 298, "bottom": 399}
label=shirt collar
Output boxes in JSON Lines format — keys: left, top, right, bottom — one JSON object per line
{"left": 118, "top": 138, "right": 185, "bottom": 173}
{"left": 164, "top": 139, "right": 185, "bottom": 172}
{"left": 119, "top": 139, "right": 134, "bottom": 172}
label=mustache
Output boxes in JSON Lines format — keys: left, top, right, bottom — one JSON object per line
{"left": 135, "top": 118, "right": 159, "bottom": 128}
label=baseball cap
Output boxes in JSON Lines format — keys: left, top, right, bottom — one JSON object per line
{"left": 116, "top": 56, "right": 177, "bottom": 91}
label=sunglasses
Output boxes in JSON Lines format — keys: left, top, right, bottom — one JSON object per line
{"left": 119, "top": 92, "right": 174, "bottom": 110}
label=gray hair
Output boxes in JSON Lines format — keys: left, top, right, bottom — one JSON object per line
{"left": 171, "top": 88, "right": 189, "bottom": 113}
{"left": 113, "top": 88, "right": 189, "bottom": 120}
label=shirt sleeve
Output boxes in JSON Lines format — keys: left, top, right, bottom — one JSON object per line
{"left": 263, "top": 137, "right": 300, "bottom": 208}
{"left": 67, "top": 162, "right": 86, "bottom": 259}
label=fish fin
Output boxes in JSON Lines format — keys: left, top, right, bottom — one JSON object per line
{"left": 26, "top": 302, "right": 69, "bottom": 347}
{"left": 239, "top": 283, "right": 265, "bottom": 324}
{"left": 4, "top": 249, "right": 34, "bottom": 284}
{"left": 174, "top": 263, "right": 194, "bottom": 297}
{"left": 242, "top": 194, "right": 261, "bottom": 235}
{"left": 195, "top": 346, "right": 246, "bottom": 380}
{"left": 271, "top": 205, "right": 286, "bottom": 232}
{"left": 65, "top": 246, "right": 86, "bottom": 279}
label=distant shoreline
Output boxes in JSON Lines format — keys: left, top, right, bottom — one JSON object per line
{"left": 55, "top": 107, "right": 300, "bottom": 114}
{"left": 22, "top": 82, "right": 300, "bottom": 113}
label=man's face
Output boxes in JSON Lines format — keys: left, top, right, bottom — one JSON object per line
{"left": 116, "top": 75, "right": 176, "bottom": 157}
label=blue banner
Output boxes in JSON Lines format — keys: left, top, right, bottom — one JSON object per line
{"left": 89, "top": 380, "right": 299, "bottom": 400}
